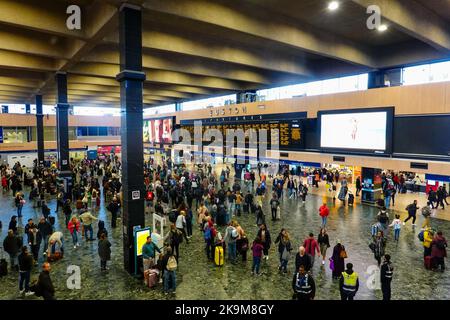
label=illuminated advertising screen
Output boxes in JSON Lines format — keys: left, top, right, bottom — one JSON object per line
{"left": 143, "top": 117, "right": 174, "bottom": 144}
{"left": 319, "top": 107, "right": 394, "bottom": 155}
{"left": 135, "top": 228, "right": 151, "bottom": 257}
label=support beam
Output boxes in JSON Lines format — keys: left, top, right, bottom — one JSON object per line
{"left": 142, "top": 0, "right": 376, "bottom": 67}
{"left": 352, "top": 0, "right": 450, "bottom": 53}
{"left": 116, "top": 4, "right": 146, "bottom": 275}
{"left": 35, "top": 94, "right": 44, "bottom": 166}
{"left": 55, "top": 72, "right": 70, "bottom": 173}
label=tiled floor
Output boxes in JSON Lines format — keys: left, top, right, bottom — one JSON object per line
{"left": 0, "top": 170, "right": 449, "bottom": 300}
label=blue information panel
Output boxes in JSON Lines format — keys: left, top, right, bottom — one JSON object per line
{"left": 0, "top": 126, "right": 3, "bottom": 143}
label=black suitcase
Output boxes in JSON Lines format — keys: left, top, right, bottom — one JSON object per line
{"left": 348, "top": 194, "right": 354, "bottom": 205}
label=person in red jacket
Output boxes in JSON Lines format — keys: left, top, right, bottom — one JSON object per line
{"left": 67, "top": 216, "right": 80, "bottom": 249}
{"left": 319, "top": 203, "right": 330, "bottom": 227}
{"left": 303, "top": 233, "right": 320, "bottom": 269}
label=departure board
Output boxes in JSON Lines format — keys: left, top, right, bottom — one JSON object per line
{"left": 179, "top": 119, "right": 303, "bottom": 150}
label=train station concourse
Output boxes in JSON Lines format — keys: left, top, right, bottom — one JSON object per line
{"left": 0, "top": 0, "right": 450, "bottom": 307}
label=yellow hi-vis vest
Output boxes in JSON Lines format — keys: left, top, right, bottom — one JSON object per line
{"left": 342, "top": 271, "right": 358, "bottom": 292}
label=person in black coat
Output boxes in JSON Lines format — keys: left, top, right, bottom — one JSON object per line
{"left": 37, "top": 217, "right": 52, "bottom": 254}
{"left": 18, "top": 246, "right": 33, "bottom": 294}
{"left": 8, "top": 216, "right": 18, "bottom": 235}
{"left": 256, "top": 224, "right": 271, "bottom": 260}
{"left": 295, "top": 246, "right": 312, "bottom": 273}
{"left": 107, "top": 199, "right": 120, "bottom": 228}
{"left": 37, "top": 262, "right": 55, "bottom": 300}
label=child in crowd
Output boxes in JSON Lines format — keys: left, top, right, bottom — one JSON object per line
{"left": 389, "top": 214, "right": 402, "bottom": 241}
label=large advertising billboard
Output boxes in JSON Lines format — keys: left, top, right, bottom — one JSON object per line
{"left": 318, "top": 107, "right": 394, "bottom": 155}
{"left": 143, "top": 117, "right": 174, "bottom": 144}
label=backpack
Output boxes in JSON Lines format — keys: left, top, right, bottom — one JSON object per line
{"left": 418, "top": 230, "right": 424, "bottom": 242}
{"left": 204, "top": 227, "right": 212, "bottom": 241}
{"left": 166, "top": 256, "right": 177, "bottom": 271}
{"left": 168, "top": 211, "right": 178, "bottom": 223}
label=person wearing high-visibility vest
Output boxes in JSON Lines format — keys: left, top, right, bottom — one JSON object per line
{"left": 380, "top": 254, "right": 394, "bottom": 301}
{"left": 339, "top": 263, "right": 359, "bottom": 300}
{"left": 292, "top": 265, "right": 316, "bottom": 300}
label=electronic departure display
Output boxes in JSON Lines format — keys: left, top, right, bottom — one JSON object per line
{"left": 180, "top": 119, "right": 303, "bottom": 150}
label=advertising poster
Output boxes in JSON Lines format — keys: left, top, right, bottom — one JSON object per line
{"left": 320, "top": 111, "right": 388, "bottom": 150}
{"left": 135, "top": 228, "right": 151, "bottom": 257}
{"left": 143, "top": 118, "right": 173, "bottom": 144}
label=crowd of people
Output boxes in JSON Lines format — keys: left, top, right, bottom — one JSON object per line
{"left": 0, "top": 156, "right": 448, "bottom": 300}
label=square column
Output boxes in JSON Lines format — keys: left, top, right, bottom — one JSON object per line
{"left": 116, "top": 3, "right": 146, "bottom": 275}
{"left": 55, "top": 72, "right": 70, "bottom": 173}
{"left": 35, "top": 95, "right": 45, "bottom": 166}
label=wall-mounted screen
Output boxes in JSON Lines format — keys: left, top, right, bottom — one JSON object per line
{"left": 143, "top": 117, "right": 174, "bottom": 144}
{"left": 318, "top": 107, "right": 394, "bottom": 155}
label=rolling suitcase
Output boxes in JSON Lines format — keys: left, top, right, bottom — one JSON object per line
{"left": 214, "top": 245, "right": 224, "bottom": 266}
{"left": 144, "top": 269, "right": 159, "bottom": 288}
{"left": 348, "top": 194, "right": 354, "bottom": 206}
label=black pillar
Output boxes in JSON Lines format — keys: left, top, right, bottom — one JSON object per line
{"left": 55, "top": 72, "right": 70, "bottom": 174}
{"left": 35, "top": 95, "right": 45, "bottom": 166}
{"left": 368, "top": 71, "right": 386, "bottom": 89}
{"left": 116, "top": 3, "right": 146, "bottom": 275}
{"left": 25, "top": 104, "right": 30, "bottom": 114}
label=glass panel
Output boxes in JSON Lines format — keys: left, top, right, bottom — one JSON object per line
{"left": 87, "top": 127, "right": 98, "bottom": 136}
{"left": 98, "top": 127, "right": 108, "bottom": 136}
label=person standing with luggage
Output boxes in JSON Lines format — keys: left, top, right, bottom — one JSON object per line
{"left": 380, "top": 254, "right": 394, "bottom": 301}
{"left": 142, "top": 236, "right": 161, "bottom": 271}
{"left": 18, "top": 246, "right": 34, "bottom": 296}
{"left": 340, "top": 263, "right": 359, "bottom": 300}
{"left": 292, "top": 265, "right": 316, "bottom": 300}
{"left": 404, "top": 200, "right": 419, "bottom": 226}
{"left": 98, "top": 233, "right": 111, "bottom": 271}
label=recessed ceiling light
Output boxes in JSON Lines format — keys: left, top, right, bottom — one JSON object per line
{"left": 378, "top": 24, "right": 388, "bottom": 32}
{"left": 328, "top": 1, "right": 339, "bottom": 11}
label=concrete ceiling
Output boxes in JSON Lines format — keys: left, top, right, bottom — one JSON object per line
{"left": 0, "top": 0, "right": 449, "bottom": 108}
